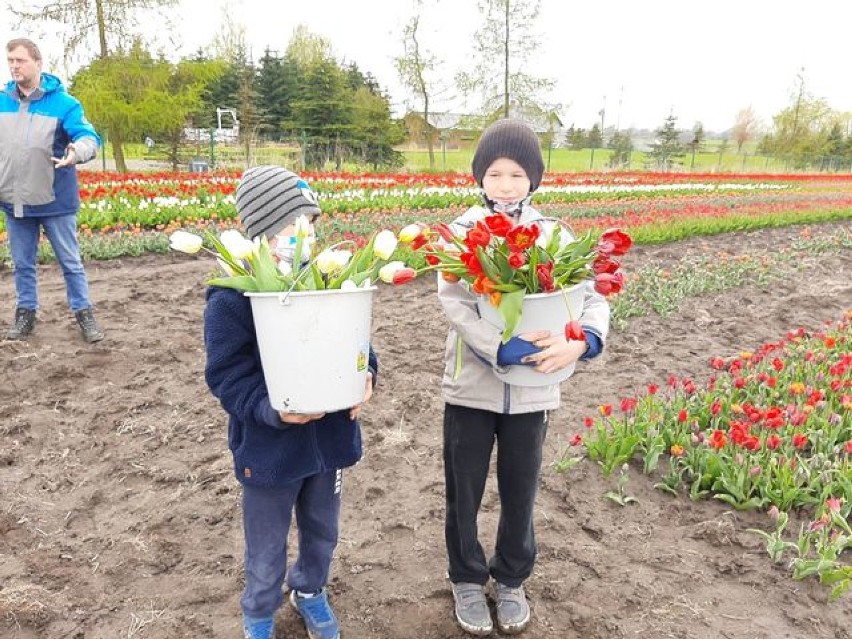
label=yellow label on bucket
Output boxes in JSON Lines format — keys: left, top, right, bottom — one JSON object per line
{"left": 357, "top": 344, "right": 369, "bottom": 372}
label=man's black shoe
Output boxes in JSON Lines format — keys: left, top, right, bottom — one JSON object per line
{"left": 75, "top": 308, "right": 104, "bottom": 343}
{"left": 6, "top": 308, "right": 37, "bottom": 340}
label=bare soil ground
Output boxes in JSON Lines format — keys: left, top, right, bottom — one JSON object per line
{"left": 1, "top": 222, "right": 851, "bottom": 639}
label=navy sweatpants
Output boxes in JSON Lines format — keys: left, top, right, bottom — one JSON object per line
{"left": 240, "top": 469, "right": 342, "bottom": 619}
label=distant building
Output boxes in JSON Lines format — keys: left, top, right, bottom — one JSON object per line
{"left": 402, "top": 108, "right": 564, "bottom": 148}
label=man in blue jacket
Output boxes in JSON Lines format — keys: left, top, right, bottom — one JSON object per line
{"left": 1, "top": 38, "right": 104, "bottom": 342}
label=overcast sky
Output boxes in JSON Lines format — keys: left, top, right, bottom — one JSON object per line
{"left": 4, "top": 0, "right": 852, "bottom": 134}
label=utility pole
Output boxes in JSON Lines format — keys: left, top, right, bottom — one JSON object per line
{"left": 590, "top": 96, "right": 606, "bottom": 171}
{"left": 616, "top": 86, "right": 623, "bottom": 132}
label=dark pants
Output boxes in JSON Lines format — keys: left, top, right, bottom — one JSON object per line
{"left": 240, "top": 469, "right": 342, "bottom": 619}
{"left": 443, "top": 403, "right": 548, "bottom": 588}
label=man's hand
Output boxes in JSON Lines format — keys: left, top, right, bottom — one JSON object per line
{"left": 349, "top": 372, "right": 374, "bottom": 420}
{"left": 51, "top": 144, "right": 77, "bottom": 168}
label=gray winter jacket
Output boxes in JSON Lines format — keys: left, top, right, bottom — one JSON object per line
{"left": 0, "top": 73, "right": 100, "bottom": 218}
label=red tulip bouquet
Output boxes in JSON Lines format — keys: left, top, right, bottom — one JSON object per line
{"left": 408, "top": 215, "right": 632, "bottom": 342}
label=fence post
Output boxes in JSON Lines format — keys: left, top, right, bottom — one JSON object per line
{"left": 441, "top": 131, "right": 447, "bottom": 171}
{"left": 300, "top": 130, "right": 307, "bottom": 170}
{"left": 209, "top": 128, "right": 216, "bottom": 168}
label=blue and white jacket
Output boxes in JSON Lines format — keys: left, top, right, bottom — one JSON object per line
{"left": 0, "top": 73, "right": 100, "bottom": 218}
{"left": 204, "top": 286, "right": 377, "bottom": 489}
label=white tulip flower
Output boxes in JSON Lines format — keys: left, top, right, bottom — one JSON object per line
{"left": 277, "top": 260, "right": 293, "bottom": 277}
{"left": 220, "top": 229, "right": 255, "bottom": 259}
{"left": 316, "top": 249, "right": 352, "bottom": 274}
{"left": 169, "top": 230, "right": 203, "bottom": 254}
{"left": 340, "top": 279, "right": 358, "bottom": 291}
{"left": 378, "top": 260, "right": 405, "bottom": 284}
{"left": 216, "top": 258, "right": 235, "bottom": 276}
{"left": 373, "top": 229, "right": 398, "bottom": 260}
{"left": 293, "top": 214, "right": 314, "bottom": 238}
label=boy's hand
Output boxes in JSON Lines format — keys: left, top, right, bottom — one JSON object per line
{"left": 278, "top": 411, "right": 326, "bottom": 424}
{"left": 349, "top": 373, "right": 374, "bottom": 420}
{"left": 523, "top": 332, "right": 586, "bottom": 374}
{"left": 517, "top": 330, "right": 550, "bottom": 347}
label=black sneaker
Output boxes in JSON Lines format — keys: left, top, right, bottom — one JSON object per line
{"left": 75, "top": 308, "right": 104, "bottom": 343}
{"left": 7, "top": 308, "right": 37, "bottom": 340}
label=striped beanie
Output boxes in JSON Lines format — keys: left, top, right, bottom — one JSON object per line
{"left": 235, "top": 166, "right": 322, "bottom": 240}
{"left": 471, "top": 119, "right": 545, "bottom": 192}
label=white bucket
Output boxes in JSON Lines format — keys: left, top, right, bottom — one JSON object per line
{"left": 477, "top": 284, "right": 585, "bottom": 387}
{"left": 245, "top": 287, "right": 376, "bottom": 414}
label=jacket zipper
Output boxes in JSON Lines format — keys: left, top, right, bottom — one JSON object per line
{"left": 503, "top": 382, "right": 510, "bottom": 413}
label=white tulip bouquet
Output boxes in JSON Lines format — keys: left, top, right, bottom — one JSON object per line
{"left": 169, "top": 217, "right": 419, "bottom": 292}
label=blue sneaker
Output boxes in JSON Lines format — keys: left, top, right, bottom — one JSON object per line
{"left": 242, "top": 615, "right": 274, "bottom": 639}
{"left": 289, "top": 589, "right": 340, "bottom": 639}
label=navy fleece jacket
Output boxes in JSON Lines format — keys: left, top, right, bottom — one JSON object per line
{"left": 204, "top": 286, "right": 377, "bottom": 489}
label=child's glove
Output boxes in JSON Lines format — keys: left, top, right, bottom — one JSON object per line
{"left": 497, "top": 336, "right": 542, "bottom": 366}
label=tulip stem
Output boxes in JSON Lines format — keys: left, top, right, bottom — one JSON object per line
{"left": 561, "top": 286, "right": 576, "bottom": 322}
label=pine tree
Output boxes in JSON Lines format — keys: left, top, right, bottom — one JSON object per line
{"left": 257, "top": 49, "right": 288, "bottom": 140}
{"left": 648, "top": 114, "right": 685, "bottom": 171}
{"left": 607, "top": 131, "right": 633, "bottom": 169}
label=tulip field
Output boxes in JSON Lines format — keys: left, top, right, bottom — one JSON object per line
{"left": 1, "top": 169, "right": 850, "bottom": 638}
{"left": 2, "top": 169, "right": 852, "bottom": 264}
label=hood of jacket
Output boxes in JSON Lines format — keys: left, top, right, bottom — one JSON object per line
{"left": 3, "top": 72, "right": 64, "bottom": 98}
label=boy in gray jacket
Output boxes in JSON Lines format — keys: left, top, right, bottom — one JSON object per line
{"left": 439, "top": 119, "right": 609, "bottom": 635}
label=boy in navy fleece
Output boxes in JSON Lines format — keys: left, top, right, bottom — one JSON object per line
{"left": 204, "top": 166, "right": 377, "bottom": 639}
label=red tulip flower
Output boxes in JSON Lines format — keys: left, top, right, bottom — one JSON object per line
{"left": 598, "top": 228, "right": 633, "bottom": 256}
{"left": 594, "top": 272, "right": 625, "bottom": 295}
{"left": 483, "top": 214, "right": 513, "bottom": 237}
{"left": 536, "top": 262, "right": 555, "bottom": 292}
{"left": 709, "top": 429, "right": 728, "bottom": 449}
{"left": 506, "top": 224, "right": 540, "bottom": 252}
{"left": 507, "top": 251, "right": 526, "bottom": 269}
{"left": 592, "top": 255, "right": 620, "bottom": 275}
{"left": 433, "top": 222, "right": 456, "bottom": 243}
{"left": 392, "top": 267, "right": 417, "bottom": 285}
{"left": 464, "top": 221, "right": 491, "bottom": 249}
{"left": 460, "top": 251, "right": 484, "bottom": 276}
{"left": 564, "top": 320, "right": 585, "bottom": 342}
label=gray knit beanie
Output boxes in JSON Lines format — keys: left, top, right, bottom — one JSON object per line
{"left": 235, "top": 165, "right": 322, "bottom": 240}
{"left": 471, "top": 119, "right": 545, "bottom": 192}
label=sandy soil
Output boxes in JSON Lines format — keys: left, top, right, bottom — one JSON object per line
{"left": 1, "top": 222, "right": 851, "bottom": 639}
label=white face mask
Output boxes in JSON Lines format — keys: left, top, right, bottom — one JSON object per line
{"left": 274, "top": 235, "right": 314, "bottom": 266}
{"left": 483, "top": 192, "right": 530, "bottom": 218}
{"left": 492, "top": 199, "right": 523, "bottom": 215}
